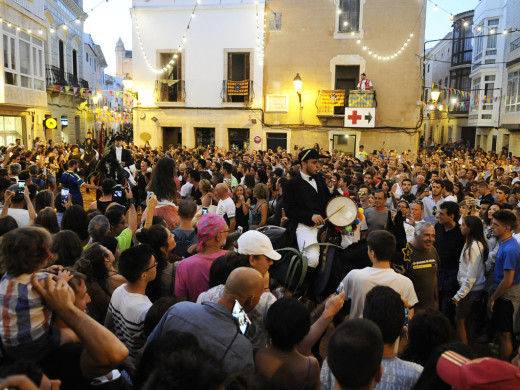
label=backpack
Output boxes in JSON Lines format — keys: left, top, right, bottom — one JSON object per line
{"left": 172, "top": 229, "right": 197, "bottom": 259}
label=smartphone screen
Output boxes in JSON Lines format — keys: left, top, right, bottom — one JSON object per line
{"left": 232, "top": 300, "right": 251, "bottom": 335}
{"left": 113, "top": 190, "right": 123, "bottom": 198}
{"left": 18, "top": 180, "right": 25, "bottom": 188}
{"left": 202, "top": 207, "right": 208, "bottom": 215}
{"left": 404, "top": 307, "right": 409, "bottom": 327}
{"left": 237, "top": 226, "right": 243, "bottom": 233}
{"left": 61, "top": 188, "right": 69, "bottom": 203}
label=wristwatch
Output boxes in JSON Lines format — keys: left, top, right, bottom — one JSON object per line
{"left": 127, "top": 197, "right": 135, "bottom": 205}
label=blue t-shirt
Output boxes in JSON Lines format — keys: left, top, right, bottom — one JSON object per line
{"left": 60, "top": 171, "right": 84, "bottom": 203}
{"left": 494, "top": 238, "right": 520, "bottom": 287}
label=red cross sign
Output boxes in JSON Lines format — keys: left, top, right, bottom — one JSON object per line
{"left": 344, "top": 108, "right": 376, "bottom": 128}
{"left": 347, "top": 110, "right": 362, "bottom": 124}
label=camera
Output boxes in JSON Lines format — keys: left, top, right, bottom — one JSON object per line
{"left": 111, "top": 184, "right": 127, "bottom": 206}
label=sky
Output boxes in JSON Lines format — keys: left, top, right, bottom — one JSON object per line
{"left": 83, "top": 0, "right": 480, "bottom": 76}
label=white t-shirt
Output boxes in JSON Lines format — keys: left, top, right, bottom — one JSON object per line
{"left": 339, "top": 267, "right": 418, "bottom": 319}
{"left": 180, "top": 182, "right": 194, "bottom": 198}
{"left": 216, "top": 197, "right": 236, "bottom": 219}
{"left": 0, "top": 208, "right": 30, "bottom": 227}
{"left": 108, "top": 284, "right": 152, "bottom": 358}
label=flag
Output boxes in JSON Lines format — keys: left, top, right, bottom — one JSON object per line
{"left": 348, "top": 90, "right": 375, "bottom": 108}
{"left": 320, "top": 90, "right": 345, "bottom": 106}
{"left": 227, "top": 80, "right": 249, "bottom": 96}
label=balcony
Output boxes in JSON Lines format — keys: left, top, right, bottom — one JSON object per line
{"left": 45, "top": 65, "right": 66, "bottom": 87}
{"left": 154, "top": 80, "right": 185, "bottom": 103}
{"left": 221, "top": 80, "right": 254, "bottom": 103}
{"left": 45, "top": 65, "right": 88, "bottom": 90}
{"left": 316, "top": 90, "right": 376, "bottom": 116}
{"left": 511, "top": 36, "right": 520, "bottom": 52}
{"left": 448, "top": 100, "right": 470, "bottom": 115}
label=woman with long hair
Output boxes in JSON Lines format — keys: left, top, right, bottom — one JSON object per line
{"left": 232, "top": 184, "right": 250, "bottom": 232}
{"left": 75, "top": 243, "right": 127, "bottom": 323}
{"left": 199, "top": 179, "right": 213, "bottom": 208}
{"left": 250, "top": 183, "right": 269, "bottom": 230}
{"left": 453, "top": 182, "right": 464, "bottom": 203}
{"left": 35, "top": 190, "right": 54, "bottom": 213}
{"left": 452, "top": 216, "right": 488, "bottom": 344}
{"left": 143, "top": 157, "right": 181, "bottom": 230}
{"left": 135, "top": 224, "right": 176, "bottom": 301}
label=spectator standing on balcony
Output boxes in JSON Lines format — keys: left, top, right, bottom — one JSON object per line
{"left": 357, "top": 73, "right": 373, "bottom": 91}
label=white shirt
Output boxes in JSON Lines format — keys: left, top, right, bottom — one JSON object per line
{"left": 115, "top": 147, "right": 122, "bottom": 163}
{"left": 454, "top": 241, "right": 486, "bottom": 301}
{"left": 0, "top": 208, "right": 30, "bottom": 227}
{"left": 180, "top": 182, "right": 193, "bottom": 198}
{"left": 108, "top": 284, "right": 152, "bottom": 358}
{"left": 357, "top": 79, "right": 373, "bottom": 91}
{"left": 300, "top": 171, "right": 317, "bottom": 192}
{"left": 216, "top": 197, "right": 236, "bottom": 219}
{"left": 339, "top": 267, "right": 418, "bottom": 319}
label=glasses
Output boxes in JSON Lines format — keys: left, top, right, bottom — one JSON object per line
{"left": 412, "top": 200, "right": 423, "bottom": 205}
{"left": 143, "top": 260, "right": 158, "bottom": 272}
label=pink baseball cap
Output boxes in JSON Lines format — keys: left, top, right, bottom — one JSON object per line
{"left": 437, "top": 350, "right": 520, "bottom": 390}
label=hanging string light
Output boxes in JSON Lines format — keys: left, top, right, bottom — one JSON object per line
{"left": 132, "top": 0, "right": 201, "bottom": 75}
{"left": 334, "top": 0, "right": 418, "bottom": 61}
{"left": 255, "top": 0, "right": 265, "bottom": 64}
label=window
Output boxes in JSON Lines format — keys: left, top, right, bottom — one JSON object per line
{"left": 156, "top": 52, "right": 183, "bottom": 102}
{"left": 471, "top": 77, "right": 480, "bottom": 112}
{"left": 487, "top": 20, "right": 498, "bottom": 51}
{"left": 0, "top": 116, "right": 23, "bottom": 146}
{"left": 506, "top": 71, "right": 520, "bottom": 112}
{"left": 72, "top": 50, "right": 78, "bottom": 77}
{"left": 225, "top": 52, "right": 251, "bottom": 103}
{"left": 2, "top": 25, "right": 44, "bottom": 90}
{"left": 338, "top": 0, "right": 360, "bottom": 32}
{"left": 86, "top": 52, "right": 89, "bottom": 62}
{"left": 59, "top": 40, "right": 65, "bottom": 71}
{"left": 452, "top": 18, "right": 473, "bottom": 66}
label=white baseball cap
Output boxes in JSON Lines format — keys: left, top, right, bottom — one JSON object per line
{"left": 236, "top": 230, "right": 281, "bottom": 261}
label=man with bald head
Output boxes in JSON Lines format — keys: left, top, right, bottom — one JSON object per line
{"left": 215, "top": 182, "right": 236, "bottom": 231}
{"left": 148, "top": 267, "right": 263, "bottom": 373}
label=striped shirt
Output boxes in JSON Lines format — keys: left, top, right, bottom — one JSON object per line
{"left": 108, "top": 284, "right": 152, "bottom": 358}
{"left": 0, "top": 272, "right": 52, "bottom": 347}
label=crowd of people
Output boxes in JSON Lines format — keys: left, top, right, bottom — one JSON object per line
{"left": 1, "top": 136, "right": 520, "bottom": 389}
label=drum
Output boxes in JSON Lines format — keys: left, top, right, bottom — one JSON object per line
{"left": 325, "top": 196, "right": 358, "bottom": 227}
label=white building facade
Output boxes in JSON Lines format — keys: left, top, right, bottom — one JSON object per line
{"left": 0, "top": 0, "right": 48, "bottom": 147}
{"left": 470, "top": 0, "right": 508, "bottom": 152}
{"left": 43, "top": 0, "right": 88, "bottom": 144}
{"left": 131, "top": 0, "right": 264, "bottom": 150}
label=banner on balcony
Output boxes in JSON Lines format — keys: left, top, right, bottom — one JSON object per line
{"left": 159, "top": 79, "right": 179, "bottom": 87}
{"left": 227, "top": 80, "right": 249, "bottom": 96}
{"left": 320, "top": 90, "right": 345, "bottom": 106}
{"left": 348, "top": 90, "right": 375, "bottom": 108}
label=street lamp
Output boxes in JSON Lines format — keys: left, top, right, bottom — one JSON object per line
{"left": 430, "top": 90, "right": 441, "bottom": 103}
{"left": 122, "top": 73, "right": 138, "bottom": 102}
{"left": 122, "top": 73, "right": 134, "bottom": 91}
{"left": 293, "top": 73, "right": 303, "bottom": 124}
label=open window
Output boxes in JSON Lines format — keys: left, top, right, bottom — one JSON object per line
{"left": 156, "top": 52, "right": 184, "bottom": 102}
{"left": 224, "top": 52, "right": 251, "bottom": 103}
